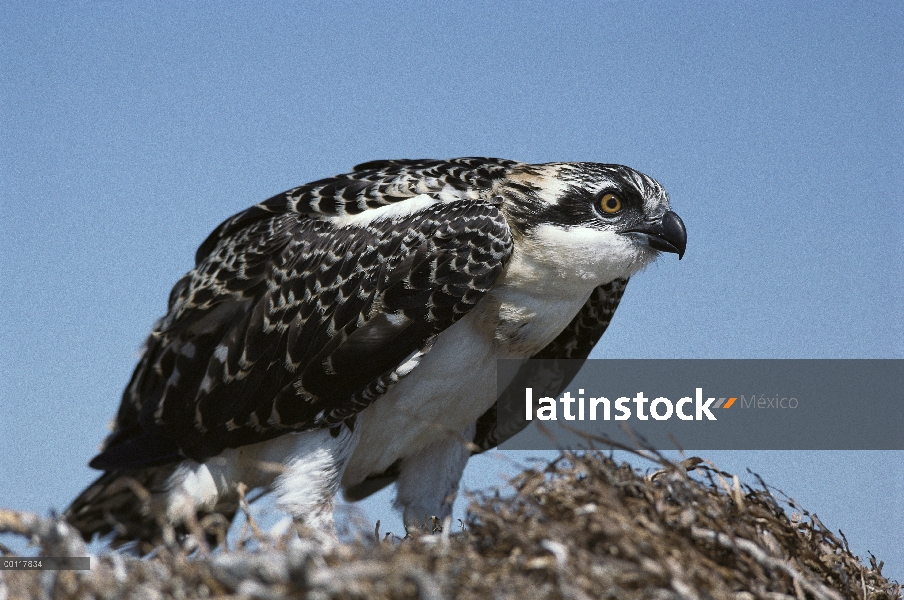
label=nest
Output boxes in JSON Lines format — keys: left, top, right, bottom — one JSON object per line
{"left": 1, "top": 450, "right": 900, "bottom": 599}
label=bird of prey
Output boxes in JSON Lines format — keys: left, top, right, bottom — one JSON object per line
{"left": 65, "top": 158, "right": 686, "bottom": 550}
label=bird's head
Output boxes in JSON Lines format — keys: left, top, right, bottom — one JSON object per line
{"left": 498, "top": 162, "right": 686, "bottom": 284}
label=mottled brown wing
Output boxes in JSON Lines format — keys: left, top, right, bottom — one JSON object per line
{"left": 91, "top": 160, "right": 517, "bottom": 470}
{"left": 195, "top": 157, "right": 519, "bottom": 259}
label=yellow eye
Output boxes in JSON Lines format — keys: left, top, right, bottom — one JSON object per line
{"left": 600, "top": 193, "right": 622, "bottom": 214}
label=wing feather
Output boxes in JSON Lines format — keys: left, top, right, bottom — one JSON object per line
{"left": 92, "top": 160, "right": 518, "bottom": 470}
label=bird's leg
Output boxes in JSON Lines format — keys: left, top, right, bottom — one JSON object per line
{"left": 270, "top": 423, "right": 361, "bottom": 537}
{"left": 394, "top": 423, "right": 475, "bottom": 532}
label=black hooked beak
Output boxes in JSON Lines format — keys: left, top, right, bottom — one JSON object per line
{"left": 625, "top": 210, "right": 687, "bottom": 259}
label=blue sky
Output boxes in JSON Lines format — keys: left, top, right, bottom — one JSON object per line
{"left": 2, "top": 1, "right": 902, "bottom": 581}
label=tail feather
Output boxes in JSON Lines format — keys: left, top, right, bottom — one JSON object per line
{"left": 64, "top": 466, "right": 233, "bottom": 553}
{"left": 64, "top": 467, "right": 174, "bottom": 551}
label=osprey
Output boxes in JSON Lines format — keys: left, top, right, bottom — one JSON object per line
{"left": 66, "top": 158, "right": 686, "bottom": 549}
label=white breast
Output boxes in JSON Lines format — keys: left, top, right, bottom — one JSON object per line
{"left": 341, "top": 247, "right": 604, "bottom": 487}
{"left": 342, "top": 215, "right": 657, "bottom": 486}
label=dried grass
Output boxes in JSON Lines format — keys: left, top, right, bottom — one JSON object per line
{"left": 1, "top": 450, "right": 900, "bottom": 599}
